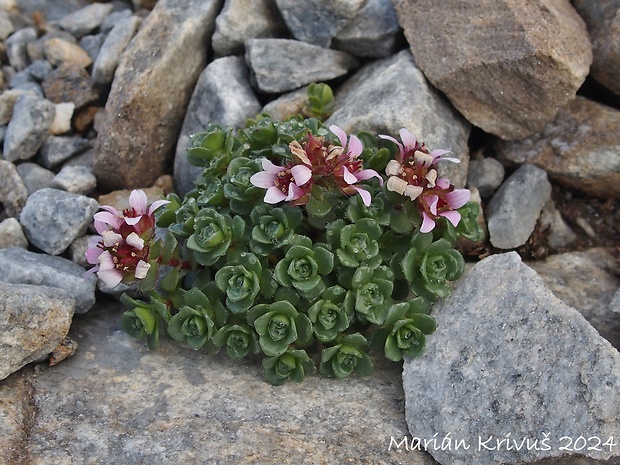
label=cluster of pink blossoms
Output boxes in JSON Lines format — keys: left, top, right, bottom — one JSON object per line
{"left": 250, "top": 125, "right": 383, "bottom": 207}
{"left": 379, "top": 128, "right": 470, "bottom": 233}
{"left": 85, "top": 190, "right": 169, "bottom": 287}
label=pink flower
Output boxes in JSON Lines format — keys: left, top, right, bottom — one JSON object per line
{"left": 379, "top": 128, "right": 460, "bottom": 165}
{"left": 250, "top": 158, "right": 312, "bottom": 204}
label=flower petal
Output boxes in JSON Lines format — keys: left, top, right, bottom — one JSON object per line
{"left": 148, "top": 199, "right": 171, "bottom": 215}
{"left": 102, "top": 230, "right": 123, "bottom": 247}
{"left": 439, "top": 210, "right": 462, "bottom": 227}
{"left": 342, "top": 166, "right": 358, "bottom": 185}
{"left": 98, "top": 251, "right": 116, "bottom": 271}
{"left": 431, "top": 149, "right": 460, "bottom": 164}
{"left": 378, "top": 134, "right": 403, "bottom": 152}
{"left": 353, "top": 186, "right": 372, "bottom": 207}
{"left": 420, "top": 212, "right": 436, "bottom": 233}
{"left": 355, "top": 168, "right": 384, "bottom": 186}
{"left": 99, "top": 205, "right": 121, "bottom": 216}
{"left": 291, "top": 165, "right": 312, "bottom": 186}
{"left": 264, "top": 186, "right": 287, "bottom": 204}
{"left": 93, "top": 211, "right": 121, "bottom": 229}
{"left": 98, "top": 268, "right": 124, "bottom": 288}
{"left": 129, "top": 190, "right": 148, "bottom": 214}
{"left": 445, "top": 189, "right": 471, "bottom": 209}
{"left": 285, "top": 183, "right": 305, "bottom": 201}
{"left": 250, "top": 171, "right": 277, "bottom": 188}
{"left": 261, "top": 158, "right": 283, "bottom": 174}
{"left": 347, "top": 134, "right": 363, "bottom": 158}
{"left": 85, "top": 244, "right": 103, "bottom": 264}
{"left": 94, "top": 219, "right": 109, "bottom": 235}
{"left": 436, "top": 178, "right": 451, "bottom": 190}
{"left": 126, "top": 232, "right": 145, "bottom": 251}
{"left": 124, "top": 215, "right": 143, "bottom": 226}
{"left": 134, "top": 260, "right": 151, "bottom": 279}
{"left": 329, "top": 124, "right": 348, "bottom": 148}
{"left": 424, "top": 195, "right": 439, "bottom": 215}
{"left": 399, "top": 128, "right": 417, "bottom": 150}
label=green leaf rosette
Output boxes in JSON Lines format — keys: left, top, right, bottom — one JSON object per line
{"left": 308, "top": 285, "right": 349, "bottom": 342}
{"left": 247, "top": 301, "right": 313, "bottom": 357}
{"left": 120, "top": 294, "right": 167, "bottom": 351}
{"left": 370, "top": 299, "right": 436, "bottom": 361}
{"left": 344, "top": 265, "right": 394, "bottom": 325}
{"left": 263, "top": 349, "right": 316, "bottom": 386}
{"left": 249, "top": 204, "right": 303, "bottom": 256}
{"left": 168, "top": 196, "right": 200, "bottom": 238}
{"left": 224, "top": 157, "right": 264, "bottom": 214}
{"left": 326, "top": 218, "right": 382, "bottom": 268}
{"left": 346, "top": 193, "right": 391, "bottom": 226}
{"left": 320, "top": 333, "right": 373, "bottom": 379}
{"left": 212, "top": 323, "right": 260, "bottom": 360}
{"left": 195, "top": 175, "right": 226, "bottom": 207}
{"left": 186, "top": 126, "right": 237, "bottom": 174}
{"left": 214, "top": 252, "right": 263, "bottom": 313}
{"left": 187, "top": 207, "right": 245, "bottom": 266}
{"left": 400, "top": 232, "right": 464, "bottom": 301}
{"left": 274, "top": 239, "right": 334, "bottom": 301}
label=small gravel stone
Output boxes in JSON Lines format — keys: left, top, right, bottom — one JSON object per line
{"left": 55, "top": 2, "right": 115, "bottom": 37}
{"left": 41, "top": 63, "right": 100, "bottom": 109}
{"left": 0, "top": 9, "right": 15, "bottom": 41}
{"left": 5, "top": 27, "right": 37, "bottom": 71}
{"left": 44, "top": 38, "right": 93, "bottom": 68}
{"left": 19, "top": 188, "right": 99, "bottom": 255}
{"left": 0, "top": 218, "right": 28, "bottom": 249}
{"left": 92, "top": 15, "right": 142, "bottom": 84}
{"left": 37, "top": 135, "right": 91, "bottom": 169}
{"left": 51, "top": 165, "right": 97, "bottom": 194}
{"left": 79, "top": 34, "right": 105, "bottom": 62}
{"left": 69, "top": 234, "right": 94, "bottom": 267}
{"left": 538, "top": 200, "right": 577, "bottom": 250}
{"left": 466, "top": 157, "right": 505, "bottom": 200}
{"left": 0, "top": 159, "right": 28, "bottom": 217}
{"left": 3, "top": 94, "right": 55, "bottom": 162}
{"left": 24, "top": 59, "right": 53, "bottom": 81}
{"left": 8, "top": 70, "right": 37, "bottom": 89}
{"left": 15, "top": 163, "right": 55, "bottom": 195}
{"left": 49, "top": 102, "right": 76, "bottom": 135}
{"left": 100, "top": 9, "right": 134, "bottom": 34}
{"left": 0, "top": 89, "right": 36, "bottom": 125}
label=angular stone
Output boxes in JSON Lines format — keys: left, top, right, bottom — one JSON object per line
{"left": 55, "top": 2, "right": 114, "bottom": 37}
{"left": 0, "top": 300, "right": 434, "bottom": 465}
{"left": 5, "top": 27, "right": 37, "bottom": 71}
{"left": 0, "top": 282, "right": 74, "bottom": 380}
{"left": 486, "top": 164, "right": 552, "bottom": 249}
{"left": 41, "top": 63, "right": 99, "bottom": 109}
{"left": 275, "top": 0, "right": 366, "bottom": 47}
{"left": 173, "top": 56, "right": 262, "bottom": 196}
{"left": 527, "top": 247, "right": 620, "bottom": 348}
{"left": 43, "top": 37, "right": 92, "bottom": 68}
{"left": 333, "top": 0, "right": 401, "bottom": 58}
{"left": 212, "top": 0, "right": 286, "bottom": 56}
{"left": 49, "top": 102, "right": 75, "bottom": 135}
{"left": 393, "top": 0, "right": 592, "bottom": 140}
{"left": 466, "top": 157, "right": 505, "bottom": 200}
{"left": 0, "top": 218, "right": 28, "bottom": 249}
{"left": 0, "top": 159, "right": 28, "bottom": 217}
{"left": 0, "top": 88, "right": 36, "bottom": 125}
{"left": 403, "top": 252, "right": 620, "bottom": 464}
{"left": 260, "top": 86, "right": 308, "bottom": 120}
{"left": 19, "top": 188, "right": 99, "bottom": 256}
{"left": 3, "top": 94, "right": 55, "bottom": 162}
{"left": 24, "top": 59, "right": 53, "bottom": 81}
{"left": 69, "top": 234, "right": 94, "bottom": 267}
{"left": 79, "top": 33, "right": 105, "bottom": 62}
{"left": 0, "top": 247, "right": 96, "bottom": 313}
{"left": 37, "top": 135, "right": 91, "bottom": 169}
{"left": 15, "top": 162, "right": 55, "bottom": 195}
{"left": 538, "top": 199, "right": 577, "bottom": 250}
{"left": 51, "top": 165, "right": 97, "bottom": 194}
{"left": 326, "top": 51, "right": 470, "bottom": 188}
{"left": 0, "top": 8, "right": 14, "bottom": 41}
{"left": 610, "top": 289, "right": 620, "bottom": 314}
{"left": 572, "top": 1, "right": 620, "bottom": 95}
{"left": 246, "top": 38, "right": 359, "bottom": 93}
{"left": 91, "top": 15, "right": 142, "bottom": 84}
{"left": 100, "top": 9, "right": 133, "bottom": 34}
{"left": 495, "top": 96, "right": 620, "bottom": 199}
{"left": 93, "top": 0, "right": 223, "bottom": 191}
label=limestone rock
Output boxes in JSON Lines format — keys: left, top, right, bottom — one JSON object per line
{"left": 93, "top": 0, "right": 223, "bottom": 191}
{"left": 55, "top": 2, "right": 114, "bottom": 37}
{"left": 326, "top": 51, "right": 470, "bottom": 188}
{"left": 486, "top": 164, "right": 552, "bottom": 249}
{"left": 3, "top": 94, "right": 55, "bottom": 162}
{"left": 403, "top": 252, "right": 620, "bottom": 464}
{"left": 173, "top": 56, "right": 262, "bottom": 197}
{"left": 393, "top": 0, "right": 592, "bottom": 140}
{"left": 0, "top": 159, "right": 28, "bottom": 217}
{"left": 91, "top": 15, "right": 142, "bottom": 84}
{"left": 0, "top": 282, "right": 74, "bottom": 381}
{"left": 43, "top": 37, "right": 92, "bottom": 68}
{"left": 466, "top": 157, "right": 505, "bottom": 200}
{"left": 495, "top": 96, "right": 620, "bottom": 199}
{"left": 19, "top": 188, "right": 99, "bottom": 256}
{"left": 245, "top": 38, "right": 359, "bottom": 93}
{"left": 275, "top": 0, "right": 367, "bottom": 48}
{"left": 0, "top": 218, "right": 28, "bottom": 249}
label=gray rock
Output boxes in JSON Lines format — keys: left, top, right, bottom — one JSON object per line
{"left": 24, "top": 59, "right": 53, "bottom": 81}
{"left": 0, "top": 300, "right": 435, "bottom": 465}
{"left": 326, "top": 50, "right": 470, "bottom": 188}
{"left": 173, "top": 56, "right": 262, "bottom": 197}
{"left": 0, "top": 159, "right": 28, "bottom": 217}
{"left": 8, "top": 69, "right": 37, "bottom": 89}
{"left": 333, "top": 0, "right": 401, "bottom": 58}
{"left": 538, "top": 199, "right": 577, "bottom": 250}
{"left": 92, "top": 15, "right": 142, "bottom": 84}
{"left": 403, "top": 252, "right": 620, "bottom": 464}
{"left": 610, "top": 288, "right": 620, "bottom": 314}
{"left": 393, "top": 0, "right": 592, "bottom": 140}
{"left": 41, "top": 63, "right": 100, "bottom": 110}
{"left": 260, "top": 86, "right": 308, "bottom": 120}
{"left": 495, "top": 96, "right": 620, "bottom": 199}
{"left": 37, "top": 135, "right": 91, "bottom": 169}
{"left": 0, "top": 8, "right": 15, "bottom": 41}
{"left": 55, "top": 2, "right": 114, "bottom": 37}
{"left": 527, "top": 248, "right": 620, "bottom": 349}
{"left": 0, "top": 247, "right": 97, "bottom": 313}
{"left": 7, "top": 81, "right": 43, "bottom": 96}
{"left": 5, "top": 27, "right": 37, "bottom": 71}
{"left": 79, "top": 33, "right": 105, "bottom": 62}
{"left": 246, "top": 38, "right": 359, "bottom": 93}
{"left": 0, "top": 88, "right": 36, "bottom": 125}
{"left": 43, "top": 37, "right": 93, "bottom": 68}
{"left": 51, "top": 165, "right": 97, "bottom": 194}
{"left": 212, "top": 0, "right": 286, "bottom": 56}
{"left": 275, "top": 0, "right": 367, "bottom": 47}
{"left": 49, "top": 102, "right": 75, "bottom": 135}
{"left": 93, "top": 0, "right": 223, "bottom": 191}
{"left": 3, "top": 94, "right": 55, "bottom": 162}
{"left": 19, "top": 188, "right": 99, "bottom": 256}
{"left": 0, "top": 282, "right": 74, "bottom": 381}
{"left": 14, "top": 0, "right": 90, "bottom": 22}
{"left": 486, "top": 164, "right": 552, "bottom": 249}
{"left": 466, "top": 157, "right": 505, "bottom": 200}
{"left": 15, "top": 162, "right": 55, "bottom": 195}
{"left": 100, "top": 8, "right": 133, "bottom": 34}
{"left": 68, "top": 234, "right": 94, "bottom": 267}
{"left": 63, "top": 148, "right": 94, "bottom": 168}
{"left": 0, "top": 218, "right": 28, "bottom": 249}
{"left": 572, "top": 1, "right": 620, "bottom": 95}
